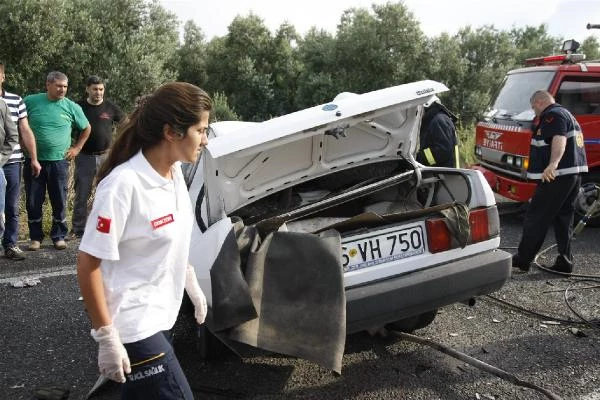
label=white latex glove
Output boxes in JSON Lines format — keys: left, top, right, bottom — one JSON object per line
{"left": 91, "top": 324, "right": 131, "bottom": 383}
{"left": 185, "top": 263, "right": 208, "bottom": 325}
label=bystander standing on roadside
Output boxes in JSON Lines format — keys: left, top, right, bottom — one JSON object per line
{"left": 68, "top": 75, "right": 125, "bottom": 240}
{"left": 512, "top": 90, "right": 588, "bottom": 274}
{"left": 24, "top": 71, "right": 90, "bottom": 251}
{"left": 77, "top": 82, "right": 211, "bottom": 398}
{"left": 0, "top": 63, "right": 42, "bottom": 260}
{"left": 0, "top": 91, "right": 19, "bottom": 259}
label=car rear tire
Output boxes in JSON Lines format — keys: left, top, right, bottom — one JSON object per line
{"left": 385, "top": 310, "right": 438, "bottom": 332}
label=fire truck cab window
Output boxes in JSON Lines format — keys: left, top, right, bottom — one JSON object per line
{"left": 556, "top": 79, "right": 600, "bottom": 115}
{"left": 489, "top": 71, "right": 554, "bottom": 120}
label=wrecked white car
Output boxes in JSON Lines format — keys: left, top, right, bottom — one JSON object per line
{"left": 183, "top": 80, "right": 511, "bottom": 372}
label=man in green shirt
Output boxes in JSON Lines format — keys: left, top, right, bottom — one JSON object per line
{"left": 24, "top": 71, "right": 90, "bottom": 250}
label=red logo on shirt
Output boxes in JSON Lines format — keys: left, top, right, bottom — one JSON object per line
{"left": 99, "top": 112, "right": 111, "bottom": 120}
{"left": 151, "top": 214, "right": 174, "bottom": 230}
{"left": 544, "top": 116, "right": 554, "bottom": 124}
{"left": 97, "top": 216, "right": 111, "bottom": 234}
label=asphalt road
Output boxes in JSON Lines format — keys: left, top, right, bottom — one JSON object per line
{"left": 1, "top": 211, "right": 600, "bottom": 400}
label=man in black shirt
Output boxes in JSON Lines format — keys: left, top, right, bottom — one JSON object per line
{"left": 512, "top": 90, "right": 588, "bottom": 274}
{"left": 69, "top": 75, "right": 125, "bottom": 239}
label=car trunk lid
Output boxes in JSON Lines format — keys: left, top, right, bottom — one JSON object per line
{"left": 203, "top": 80, "right": 449, "bottom": 216}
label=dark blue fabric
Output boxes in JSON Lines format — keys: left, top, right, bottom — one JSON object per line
{"left": 23, "top": 159, "right": 69, "bottom": 242}
{"left": 72, "top": 152, "right": 106, "bottom": 234}
{"left": 122, "top": 331, "right": 193, "bottom": 400}
{"left": 417, "top": 103, "right": 458, "bottom": 168}
{"left": 0, "top": 167, "right": 6, "bottom": 241}
{"left": 2, "top": 162, "right": 21, "bottom": 247}
{"left": 529, "top": 103, "right": 588, "bottom": 176}
{"left": 517, "top": 174, "right": 580, "bottom": 265}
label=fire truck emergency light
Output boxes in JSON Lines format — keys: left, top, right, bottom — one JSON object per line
{"left": 525, "top": 53, "right": 586, "bottom": 66}
{"left": 562, "top": 39, "right": 580, "bottom": 53}
{"left": 526, "top": 39, "right": 586, "bottom": 66}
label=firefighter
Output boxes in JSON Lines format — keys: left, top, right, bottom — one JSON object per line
{"left": 512, "top": 90, "right": 588, "bottom": 274}
{"left": 416, "top": 95, "right": 459, "bottom": 168}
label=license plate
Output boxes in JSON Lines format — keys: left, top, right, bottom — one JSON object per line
{"left": 341, "top": 223, "right": 426, "bottom": 272}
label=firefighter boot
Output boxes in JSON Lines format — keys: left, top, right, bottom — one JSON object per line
{"left": 549, "top": 254, "right": 573, "bottom": 274}
{"left": 512, "top": 254, "right": 531, "bottom": 272}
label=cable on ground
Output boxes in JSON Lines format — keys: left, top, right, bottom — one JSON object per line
{"left": 387, "top": 329, "right": 564, "bottom": 400}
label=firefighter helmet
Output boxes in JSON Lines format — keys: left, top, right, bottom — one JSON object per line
{"left": 424, "top": 95, "right": 440, "bottom": 108}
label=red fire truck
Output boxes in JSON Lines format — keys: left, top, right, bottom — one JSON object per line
{"left": 472, "top": 38, "right": 600, "bottom": 225}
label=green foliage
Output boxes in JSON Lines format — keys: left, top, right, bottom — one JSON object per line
{"left": 581, "top": 36, "right": 600, "bottom": 61}
{"left": 295, "top": 71, "right": 337, "bottom": 109}
{"left": 0, "top": 0, "right": 179, "bottom": 111}
{"left": 510, "top": 25, "right": 557, "bottom": 64}
{"left": 176, "top": 20, "right": 208, "bottom": 87}
{"left": 332, "top": 3, "right": 426, "bottom": 93}
{"left": 295, "top": 28, "right": 338, "bottom": 107}
{"left": 420, "top": 24, "right": 562, "bottom": 125}
{"left": 421, "top": 33, "right": 467, "bottom": 113}
{"left": 450, "top": 26, "right": 516, "bottom": 123}
{"left": 76, "top": 0, "right": 180, "bottom": 111}
{"left": 268, "top": 23, "right": 302, "bottom": 116}
{"left": 201, "top": 14, "right": 305, "bottom": 121}
{"left": 211, "top": 92, "right": 239, "bottom": 122}
{"left": 0, "top": 0, "right": 71, "bottom": 93}
{"left": 457, "top": 124, "right": 476, "bottom": 167}
{"left": 204, "top": 14, "right": 275, "bottom": 121}
{"left": 0, "top": 0, "right": 592, "bottom": 146}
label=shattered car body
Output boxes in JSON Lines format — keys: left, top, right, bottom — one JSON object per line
{"left": 184, "top": 80, "right": 512, "bottom": 371}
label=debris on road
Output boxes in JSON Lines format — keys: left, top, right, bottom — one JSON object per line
{"left": 33, "top": 385, "right": 70, "bottom": 400}
{"left": 11, "top": 277, "right": 41, "bottom": 288}
{"left": 569, "top": 327, "right": 589, "bottom": 337}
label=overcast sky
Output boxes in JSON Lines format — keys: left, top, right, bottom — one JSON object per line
{"left": 159, "top": 0, "right": 600, "bottom": 43}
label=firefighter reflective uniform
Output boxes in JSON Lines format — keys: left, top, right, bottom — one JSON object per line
{"left": 416, "top": 102, "right": 459, "bottom": 168}
{"left": 514, "top": 103, "right": 588, "bottom": 272}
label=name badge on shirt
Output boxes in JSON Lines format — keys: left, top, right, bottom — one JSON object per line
{"left": 151, "top": 214, "right": 174, "bottom": 230}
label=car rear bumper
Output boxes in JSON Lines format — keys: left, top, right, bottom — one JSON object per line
{"left": 345, "top": 248, "right": 512, "bottom": 333}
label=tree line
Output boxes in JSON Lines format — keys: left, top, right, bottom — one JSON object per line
{"left": 1, "top": 0, "right": 599, "bottom": 126}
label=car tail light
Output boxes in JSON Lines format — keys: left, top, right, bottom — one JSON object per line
{"left": 425, "top": 206, "right": 500, "bottom": 253}
{"left": 425, "top": 219, "right": 451, "bottom": 253}
{"left": 469, "top": 209, "right": 489, "bottom": 242}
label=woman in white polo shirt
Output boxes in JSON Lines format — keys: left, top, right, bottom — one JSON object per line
{"left": 77, "top": 82, "right": 211, "bottom": 399}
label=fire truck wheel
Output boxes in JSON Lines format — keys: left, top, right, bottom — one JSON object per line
{"left": 574, "top": 178, "right": 600, "bottom": 227}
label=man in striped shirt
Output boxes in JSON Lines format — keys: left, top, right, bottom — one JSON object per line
{"left": 0, "top": 63, "right": 41, "bottom": 260}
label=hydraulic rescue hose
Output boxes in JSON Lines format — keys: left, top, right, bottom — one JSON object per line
{"left": 538, "top": 183, "right": 600, "bottom": 268}
{"left": 507, "top": 184, "right": 600, "bottom": 279}
{"left": 492, "top": 185, "right": 600, "bottom": 326}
